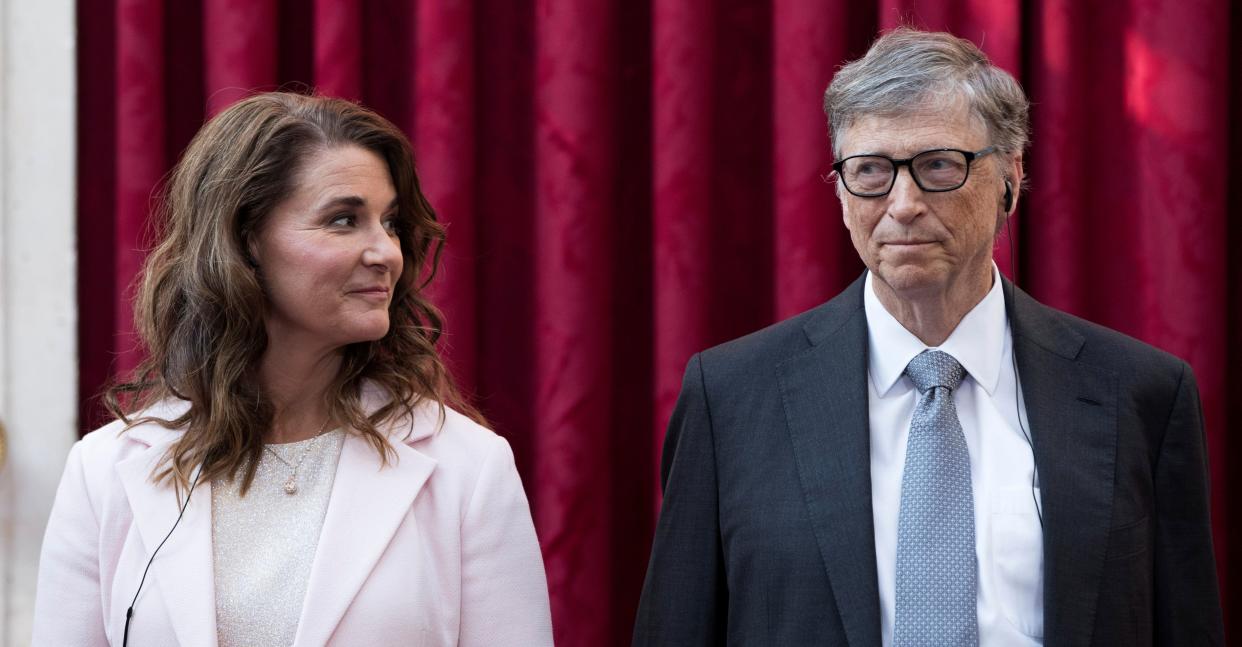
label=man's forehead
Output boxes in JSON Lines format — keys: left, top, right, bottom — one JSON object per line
{"left": 836, "top": 97, "right": 988, "bottom": 156}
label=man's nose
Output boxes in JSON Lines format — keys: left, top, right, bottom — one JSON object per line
{"left": 886, "top": 167, "right": 926, "bottom": 224}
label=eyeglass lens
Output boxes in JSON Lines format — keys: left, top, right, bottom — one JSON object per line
{"left": 840, "top": 150, "right": 971, "bottom": 195}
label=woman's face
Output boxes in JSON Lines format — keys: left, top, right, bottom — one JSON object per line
{"left": 252, "top": 144, "right": 404, "bottom": 356}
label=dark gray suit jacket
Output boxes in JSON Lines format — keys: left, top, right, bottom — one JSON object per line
{"left": 633, "top": 275, "right": 1223, "bottom": 646}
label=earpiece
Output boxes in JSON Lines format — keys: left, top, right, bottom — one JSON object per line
{"left": 1002, "top": 180, "right": 1014, "bottom": 213}
{"left": 124, "top": 467, "right": 203, "bottom": 646}
{"left": 1002, "top": 215, "right": 1043, "bottom": 528}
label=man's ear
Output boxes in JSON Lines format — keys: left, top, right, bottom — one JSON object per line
{"left": 1005, "top": 153, "right": 1024, "bottom": 214}
{"left": 831, "top": 174, "right": 851, "bottom": 223}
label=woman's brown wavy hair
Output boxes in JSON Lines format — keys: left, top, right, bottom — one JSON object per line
{"left": 105, "top": 91, "right": 479, "bottom": 495}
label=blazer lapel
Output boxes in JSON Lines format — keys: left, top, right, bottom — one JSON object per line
{"left": 293, "top": 430, "right": 437, "bottom": 646}
{"left": 777, "top": 276, "right": 881, "bottom": 647}
{"left": 1007, "top": 282, "right": 1117, "bottom": 647}
{"left": 117, "top": 429, "right": 218, "bottom": 647}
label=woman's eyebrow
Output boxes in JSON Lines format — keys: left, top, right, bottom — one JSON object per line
{"left": 317, "top": 195, "right": 366, "bottom": 211}
{"left": 317, "top": 196, "right": 400, "bottom": 211}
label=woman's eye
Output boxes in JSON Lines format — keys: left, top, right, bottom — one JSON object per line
{"left": 330, "top": 214, "right": 355, "bottom": 227}
{"left": 383, "top": 217, "right": 402, "bottom": 235}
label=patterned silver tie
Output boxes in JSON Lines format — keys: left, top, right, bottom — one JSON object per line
{"left": 893, "top": 350, "right": 978, "bottom": 646}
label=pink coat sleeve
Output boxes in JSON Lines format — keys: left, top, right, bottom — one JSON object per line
{"left": 32, "top": 441, "right": 111, "bottom": 646}
{"left": 457, "top": 436, "right": 555, "bottom": 646}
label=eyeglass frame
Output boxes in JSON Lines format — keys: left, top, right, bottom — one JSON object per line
{"left": 830, "top": 146, "right": 998, "bottom": 198}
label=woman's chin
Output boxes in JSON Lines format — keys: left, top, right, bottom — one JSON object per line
{"left": 337, "top": 318, "right": 391, "bottom": 345}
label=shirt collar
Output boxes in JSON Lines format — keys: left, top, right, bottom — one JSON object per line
{"left": 864, "top": 264, "right": 1007, "bottom": 397}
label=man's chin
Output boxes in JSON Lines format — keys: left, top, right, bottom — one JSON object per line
{"left": 872, "top": 263, "right": 949, "bottom": 296}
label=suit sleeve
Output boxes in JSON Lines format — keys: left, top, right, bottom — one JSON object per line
{"left": 31, "top": 441, "right": 110, "bottom": 647}
{"left": 458, "top": 435, "right": 554, "bottom": 647}
{"left": 1153, "top": 362, "right": 1224, "bottom": 645}
{"left": 633, "top": 353, "right": 727, "bottom": 645}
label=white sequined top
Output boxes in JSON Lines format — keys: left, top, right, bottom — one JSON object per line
{"left": 211, "top": 430, "right": 345, "bottom": 647}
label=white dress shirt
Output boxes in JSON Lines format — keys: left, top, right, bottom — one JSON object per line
{"left": 866, "top": 265, "right": 1044, "bottom": 646}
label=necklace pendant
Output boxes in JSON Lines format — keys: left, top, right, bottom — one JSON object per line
{"left": 283, "top": 478, "right": 298, "bottom": 495}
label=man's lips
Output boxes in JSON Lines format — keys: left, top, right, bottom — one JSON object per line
{"left": 881, "top": 240, "right": 938, "bottom": 246}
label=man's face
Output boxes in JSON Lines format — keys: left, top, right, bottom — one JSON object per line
{"left": 837, "top": 100, "right": 1020, "bottom": 302}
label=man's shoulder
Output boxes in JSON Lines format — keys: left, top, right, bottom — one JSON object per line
{"left": 1019, "top": 294, "right": 1189, "bottom": 383}
{"left": 700, "top": 310, "right": 811, "bottom": 365}
{"left": 697, "top": 277, "right": 865, "bottom": 379}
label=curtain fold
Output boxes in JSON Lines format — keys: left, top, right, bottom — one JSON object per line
{"left": 78, "top": 1, "right": 1241, "bottom": 644}
{"left": 313, "top": 0, "right": 362, "bottom": 100}
{"left": 770, "top": 0, "right": 863, "bottom": 320}
{"left": 532, "top": 4, "right": 621, "bottom": 642}
{"left": 114, "top": 0, "right": 166, "bottom": 380}
{"left": 416, "top": 0, "right": 479, "bottom": 393}
{"left": 204, "top": 0, "right": 277, "bottom": 112}
{"left": 651, "top": 0, "right": 714, "bottom": 506}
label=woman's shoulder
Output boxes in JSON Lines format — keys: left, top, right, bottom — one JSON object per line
{"left": 401, "top": 400, "right": 509, "bottom": 459}
{"left": 383, "top": 402, "right": 515, "bottom": 493}
{"left": 399, "top": 404, "right": 526, "bottom": 512}
{"left": 74, "top": 417, "right": 133, "bottom": 463}
{"left": 61, "top": 406, "right": 183, "bottom": 500}
{"left": 76, "top": 400, "right": 189, "bottom": 459}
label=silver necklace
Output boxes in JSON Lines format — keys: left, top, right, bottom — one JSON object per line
{"left": 265, "top": 419, "right": 331, "bottom": 495}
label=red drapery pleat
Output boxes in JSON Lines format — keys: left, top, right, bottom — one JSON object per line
{"left": 416, "top": 0, "right": 478, "bottom": 391}
{"left": 77, "top": 1, "right": 1242, "bottom": 644}
{"left": 204, "top": 0, "right": 278, "bottom": 113}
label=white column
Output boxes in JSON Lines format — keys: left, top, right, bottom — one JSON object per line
{"left": 0, "top": 0, "right": 78, "bottom": 643}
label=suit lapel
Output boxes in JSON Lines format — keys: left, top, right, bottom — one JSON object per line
{"left": 293, "top": 431, "right": 437, "bottom": 646}
{"left": 117, "top": 435, "right": 219, "bottom": 647}
{"left": 1008, "top": 283, "right": 1117, "bottom": 647}
{"left": 778, "top": 276, "right": 881, "bottom": 647}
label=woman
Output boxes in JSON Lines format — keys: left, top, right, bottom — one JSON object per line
{"left": 33, "top": 93, "right": 553, "bottom": 646}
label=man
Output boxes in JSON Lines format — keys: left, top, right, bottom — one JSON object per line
{"left": 633, "top": 28, "right": 1222, "bottom": 646}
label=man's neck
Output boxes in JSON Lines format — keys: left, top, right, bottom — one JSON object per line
{"left": 872, "top": 267, "right": 994, "bottom": 347}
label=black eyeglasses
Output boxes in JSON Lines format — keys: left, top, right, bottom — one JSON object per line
{"left": 831, "top": 146, "right": 997, "bottom": 197}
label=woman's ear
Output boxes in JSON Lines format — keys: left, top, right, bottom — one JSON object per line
{"left": 245, "top": 235, "right": 261, "bottom": 268}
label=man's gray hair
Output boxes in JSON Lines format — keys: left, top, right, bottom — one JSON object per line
{"left": 823, "top": 28, "right": 1030, "bottom": 161}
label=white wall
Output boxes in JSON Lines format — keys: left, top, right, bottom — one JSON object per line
{"left": 0, "top": 0, "right": 78, "bottom": 644}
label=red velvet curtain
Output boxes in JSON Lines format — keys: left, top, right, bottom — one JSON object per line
{"left": 78, "top": 1, "right": 1241, "bottom": 644}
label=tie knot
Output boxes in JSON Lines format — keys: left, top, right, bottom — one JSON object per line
{"left": 904, "top": 350, "right": 965, "bottom": 393}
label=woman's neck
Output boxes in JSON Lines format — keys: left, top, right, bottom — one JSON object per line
{"left": 258, "top": 338, "right": 341, "bottom": 443}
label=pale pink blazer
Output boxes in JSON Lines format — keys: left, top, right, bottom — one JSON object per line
{"left": 32, "top": 398, "right": 554, "bottom": 646}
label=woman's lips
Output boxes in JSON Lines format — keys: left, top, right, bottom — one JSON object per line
{"left": 348, "top": 287, "right": 390, "bottom": 301}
